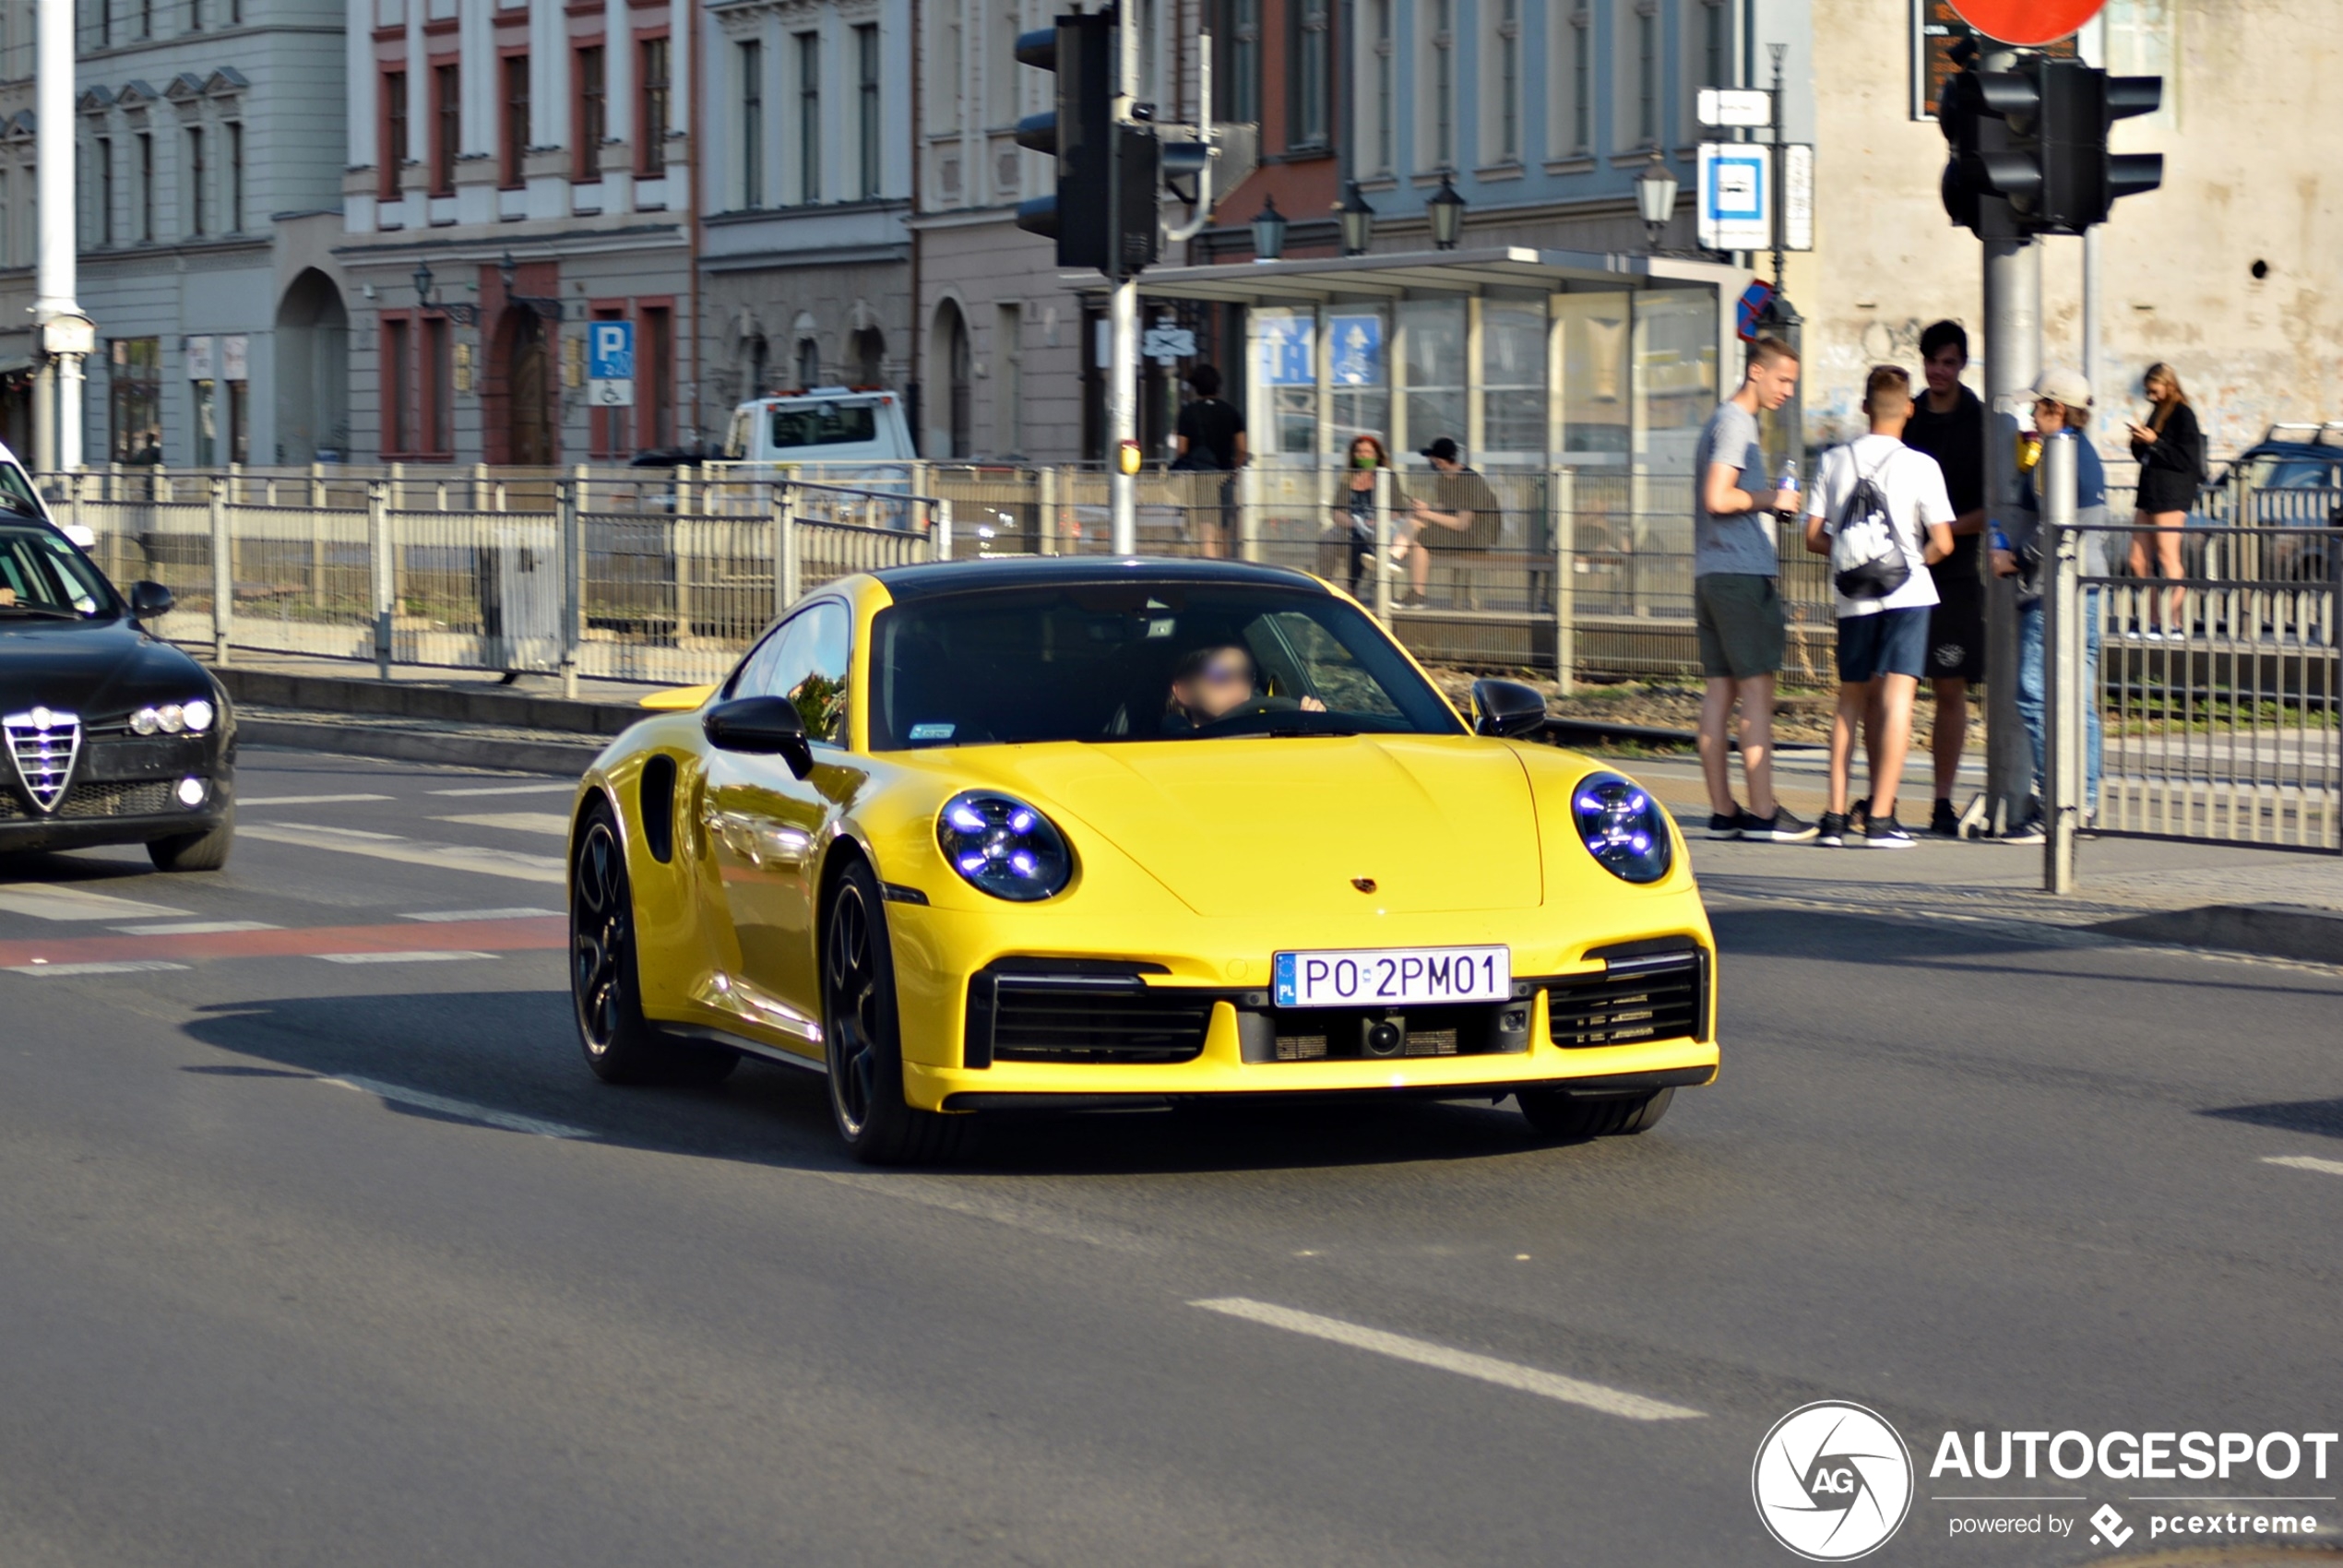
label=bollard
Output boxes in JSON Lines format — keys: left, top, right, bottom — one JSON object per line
{"left": 1551, "top": 467, "right": 1576, "bottom": 695}
{"left": 934, "top": 498, "right": 955, "bottom": 562}
{"left": 1372, "top": 467, "right": 1394, "bottom": 624}
{"left": 208, "top": 475, "right": 232, "bottom": 665}
{"left": 368, "top": 480, "right": 394, "bottom": 679}
{"left": 558, "top": 478, "right": 582, "bottom": 699}
{"left": 775, "top": 482, "right": 800, "bottom": 613}
{"left": 2042, "top": 431, "right": 2082, "bottom": 893}
{"left": 1239, "top": 465, "right": 1262, "bottom": 564}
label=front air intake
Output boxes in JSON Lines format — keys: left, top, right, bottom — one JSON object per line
{"left": 965, "top": 968, "right": 1212, "bottom": 1066}
{"left": 1545, "top": 948, "right": 1707, "bottom": 1048}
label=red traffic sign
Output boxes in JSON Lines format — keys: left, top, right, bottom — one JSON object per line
{"left": 1945, "top": 0, "right": 2104, "bottom": 45}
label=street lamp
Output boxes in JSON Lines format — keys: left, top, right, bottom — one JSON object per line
{"left": 1251, "top": 196, "right": 1288, "bottom": 263}
{"left": 1634, "top": 150, "right": 1679, "bottom": 254}
{"left": 1337, "top": 181, "right": 1375, "bottom": 256}
{"left": 1426, "top": 174, "right": 1467, "bottom": 250}
{"left": 411, "top": 260, "right": 478, "bottom": 326}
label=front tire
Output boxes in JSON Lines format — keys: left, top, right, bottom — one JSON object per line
{"left": 571, "top": 800, "right": 736, "bottom": 1087}
{"left": 148, "top": 809, "right": 234, "bottom": 873}
{"left": 1516, "top": 1086, "right": 1673, "bottom": 1140}
{"left": 821, "top": 858, "right": 964, "bottom": 1164}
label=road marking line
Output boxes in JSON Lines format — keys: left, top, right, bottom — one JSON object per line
{"left": 2264, "top": 1155, "right": 2343, "bottom": 1178}
{"left": 400, "top": 907, "right": 562, "bottom": 922}
{"left": 315, "top": 949, "right": 498, "bottom": 965}
{"left": 6, "top": 959, "right": 192, "bottom": 976}
{"left": 1188, "top": 1298, "right": 1705, "bottom": 1422}
{"left": 428, "top": 783, "right": 578, "bottom": 798}
{"left": 0, "top": 885, "right": 192, "bottom": 921}
{"left": 236, "top": 793, "right": 395, "bottom": 806}
{"left": 110, "top": 921, "right": 281, "bottom": 936}
{"left": 238, "top": 824, "right": 564, "bottom": 884}
{"left": 322, "top": 1075, "right": 591, "bottom": 1139}
{"left": 0, "top": 917, "right": 564, "bottom": 969}
{"left": 432, "top": 812, "right": 571, "bottom": 836}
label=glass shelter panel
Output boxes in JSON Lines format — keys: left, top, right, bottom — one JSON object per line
{"left": 1480, "top": 295, "right": 1548, "bottom": 462}
{"left": 1399, "top": 298, "right": 1467, "bottom": 457}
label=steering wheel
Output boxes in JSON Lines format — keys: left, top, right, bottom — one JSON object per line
{"left": 1185, "top": 695, "right": 1305, "bottom": 736}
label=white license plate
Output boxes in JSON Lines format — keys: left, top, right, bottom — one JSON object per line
{"left": 1272, "top": 946, "right": 1511, "bottom": 1009}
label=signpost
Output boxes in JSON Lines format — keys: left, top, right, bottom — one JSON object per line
{"left": 587, "top": 320, "right": 636, "bottom": 408}
{"left": 1142, "top": 322, "right": 1195, "bottom": 364}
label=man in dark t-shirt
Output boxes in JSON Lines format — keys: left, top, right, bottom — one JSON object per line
{"left": 1397, "top": 437, "right": 1504, "bottom": 605}
{"left": 1172, "top": 363, "right": 1247, "bottom": 471}
{"left": 1899, "top": 320, "right": 1989, "bottom": 837}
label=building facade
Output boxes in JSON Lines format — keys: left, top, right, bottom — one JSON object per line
{"left": 334, "top": 0, "right": 696, "bottom": 465}
{"left": 696, "top": 0, "right": 912, "bottom": 419}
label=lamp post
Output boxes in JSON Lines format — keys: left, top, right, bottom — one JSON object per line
{"left": 1337, "top": 181, "right": 1375, "bottom": 256}
{"left": 1251, "top": 196, "right": 1288, "bottom": 262}
{"left": 1426, "top": 174, "right": 1467, "bottom": 250}
{"left": 1634, "top": 150, "right": 1679, "bottom": 254}
{"left": 411, "top": 260, "right": 480, "bottom": 326}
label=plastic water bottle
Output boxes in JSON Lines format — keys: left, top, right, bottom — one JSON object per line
{"left": 1775, "top": 457, "right": 1801, "bottom": 518}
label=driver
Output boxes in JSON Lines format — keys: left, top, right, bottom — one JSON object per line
{"left": 1162, "top": 643, "right": 1326, "bottom": 732}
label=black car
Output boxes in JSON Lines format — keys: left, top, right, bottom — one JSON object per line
{"left": 0, "top": 507, "right": 236, "bottom": 870}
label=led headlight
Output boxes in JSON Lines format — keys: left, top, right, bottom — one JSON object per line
{"left": 1573, "top": 772, "right": 1673, "bottom": 885}
{"left": 936, "top": 790, "right": 1072, "bottom": 902}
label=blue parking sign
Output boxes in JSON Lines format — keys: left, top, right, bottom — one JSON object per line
{"left": 589, "top": 321, "right": 635, "bottom": 382}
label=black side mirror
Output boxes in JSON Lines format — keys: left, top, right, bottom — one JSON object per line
{"left": 1471, "top": 678, "right": 1549, "bottom": 740}
{"left": 703, "top": 695, "right": 816, "bottom": 779}
{"left": 128, "top": 580, "right": 174, "bottom": 619}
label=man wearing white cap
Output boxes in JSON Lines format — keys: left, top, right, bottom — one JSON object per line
{"left": 1992, "top": 368, "right": 2108, "bottom": 842}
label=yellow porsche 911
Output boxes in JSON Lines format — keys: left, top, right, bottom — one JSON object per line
{"left": 567, "top": 556, "right": 1717, "bottom": 1162}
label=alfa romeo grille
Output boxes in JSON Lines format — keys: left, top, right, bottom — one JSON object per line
{"left": 1545, "top": 949, "right": 1707, "bottom": 1048}
{"left": 3, "top": 707, "right": 82, "bottom": 814}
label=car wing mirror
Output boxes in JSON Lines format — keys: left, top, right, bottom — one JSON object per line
{"left": 1471, "top": 678, "right": 1549, "bottom": 740}
{"left": 703, "top": 695, "right": 816, "bottom": 778}
{"left": 128, "top": 580, "right": 175, "bottom": 620}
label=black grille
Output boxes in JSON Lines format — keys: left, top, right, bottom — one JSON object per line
{"left": 0, "top": 779, "right": 177, "bottom": 821}
{"left": 1546, "top": 949, "right": 1707, "bottom": 1048}
{"left": 1238, "top": 1002, "right": 1531, "bottom": 1063}
{"left": 969, "top": 972, "right": 1214, "bottom": 1065}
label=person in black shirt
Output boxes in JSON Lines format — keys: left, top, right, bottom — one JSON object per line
{"left": 1172, "top": 363, "right": 1246, "bottom": 557}
{"left": 1395, "top": 437, "right": 1504, "bottom": 607}
{"left": 2125, "top": 362, "right": 2203, "bottom": 638}
{"left": 1899, "top": 320, "right": 1988, "bottom": 837}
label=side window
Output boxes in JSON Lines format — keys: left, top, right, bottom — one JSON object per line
{"left": 1255, "top": 610, "right": 1403, "bottom": 719}
{"left": 732, "top": 600, "right": 852, "bottom": 744}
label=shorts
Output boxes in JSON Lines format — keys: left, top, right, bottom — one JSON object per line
{"left": 1694, "top": 574, "right": 1785, "bottom": 680}
{"left": 1926, "top": 554, "right": 1985, "bottom": 682}
{"left": 1836, "top": 607, "right": 1933, "bottom": 683}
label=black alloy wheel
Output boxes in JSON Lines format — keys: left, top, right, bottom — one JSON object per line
{"left": 571, "top": 799, "right": 734, "bottom": 1087}
{"left": 820, "top": 859, "right": 964, "bottom": 1164}
{"left": 1516, "top": 1086, "right": 1674, "bottom": 1140}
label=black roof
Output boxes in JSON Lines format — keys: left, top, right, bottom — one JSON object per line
{"left": 870, "top": 553, "right": 1326, "bottom": 600}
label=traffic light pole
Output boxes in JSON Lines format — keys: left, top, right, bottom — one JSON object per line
{"left": 1105, "top": 4, "right": 1141, "bottom": 556}
{"left": 1979, "top": 46, "right": 2040, "bottom": 835}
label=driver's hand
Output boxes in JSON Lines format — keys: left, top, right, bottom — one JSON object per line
{"left": 1301, "top": 695, "right": 1327, "bottom": 712}
{"left": 0, "top": 587, "right": 15, "bottom": 606}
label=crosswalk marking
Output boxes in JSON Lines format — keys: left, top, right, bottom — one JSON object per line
{"left": 2264, "top": 1155, "right": 2343, "bottom": 1178}
{"left": 0, "top": 884, "right": 192, "bottom": 922}
{"left": 323, "top": 1075, "right": 592, "bottom": 1139}
{"left": 315, "top": 950, "right": 498, "bottom": 965}
{"left": 109, "top": 921, "right": 281, "bottom": 936}
{"left": 399, "top": 908, "right": 561, "bottom": 922}
{"left": 238, "top": 824, "right": 565, "bottom": 884}
{"left": 7, "top": 959, "right": 192, "bottom": 977}
{"left": 236, "top": 793, "right": 394, "bottom": 806}
{"left": 427, "top": 783, "right": 578, "bottom": 798}
{"left": 432, "top": 812, "right": 571, "bottom": 837}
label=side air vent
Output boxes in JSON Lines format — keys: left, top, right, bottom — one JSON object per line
{"left": 1546, "top": 948, "right": 1707, "bottom": 1048}
{"left": 965, "top": 968, "right": 1211, "bottom": 1067}
{"left": 640, "top": 754, "right": 677, "bottom": 862}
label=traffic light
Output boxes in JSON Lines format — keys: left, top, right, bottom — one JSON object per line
{"left": 1012, "top": 13, "right": 1160, "bottom": 276}
{"left": 1940, "top": 56, "right": 2162, "bottom": 237}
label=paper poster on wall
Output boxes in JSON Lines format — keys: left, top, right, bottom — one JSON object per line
{"left": 185, "top": 336, "right": 216, "bottom": 380}
{"left": 222, "top": 335, "right": 249, "bottom": 381}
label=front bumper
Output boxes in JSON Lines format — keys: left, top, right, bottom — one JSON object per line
{"left": 0, "top": 771, "right": 231, "bottom": 853}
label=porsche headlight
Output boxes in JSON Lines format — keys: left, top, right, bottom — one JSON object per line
{"left": 937, "top": 791, "right": 1072, "bottom": 902}
{"left": 1573, "top": 773, "right": 1672, "bottom": 885}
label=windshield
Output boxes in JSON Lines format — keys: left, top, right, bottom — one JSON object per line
{"left": 2241, "top": 456, "right": 2337, "bottom": 491}
{"left": 770, "top": 402, "right": 879, "bottom": 449}
{"left": 868, "top": 581, "right": 1465, "bottom": 749}
{"left": 0, "top": 462, "right": 46, "bottom": 519}
{"left": 0, "top": 525, "right": 118, "bottom": 620}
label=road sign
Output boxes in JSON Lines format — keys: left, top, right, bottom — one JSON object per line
{"left": 1735, "top": 280, "right": 1778, "bottom": 343}
{"left": 1782, "top": 144, "right": 1814, "bottom": 252}
{"left": 588, "top": 320, "right": 636, "bottom": 408}
{"left": 1142, "top": 323, "right": 1195, "bottom": 362}
{"left": 1696, "top": 88, "right": 1773, "bottom": 128}
{"left": 1946, "top": 0, "right": 2102, "bottom": 46}
{"left": 1697, "top": 144, "right": 1773, "bottom": 252}
{"left": 1917, "top": 0, "right": 2079, "bottom": 118}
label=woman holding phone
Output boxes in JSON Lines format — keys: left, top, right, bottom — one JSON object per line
{"left": 2125, "top": 362, "right": 2203, "bottom": 638}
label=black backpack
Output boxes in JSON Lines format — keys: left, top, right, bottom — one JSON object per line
{"left": 1829, "top": 453, "right": 1913, "bottom": 600}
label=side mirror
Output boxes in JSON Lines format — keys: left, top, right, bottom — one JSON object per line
{"left": 1471, "top": 678, "right": 1549, "bottom": 740}
{"left": 703, "top": 695, "right": 816, "bottom": 779}
{"left": 128, "top": 580, "right": 175, "bottom": 619}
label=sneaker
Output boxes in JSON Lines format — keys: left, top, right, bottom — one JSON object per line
{"left": 1707, "top": 810, "right": 1744, "bottom": 840}
{"left": 2000, "top": 816, "right": 2047, "bottom": 845}
{"left": 1816, "top": 811, "right": 1849, "bottom": 848}
{"left": 1848, "top": 802, "right": 1870, "bottom": 835}
{"left": 1930, "top": 799, "right": 1961, "bottom": 838}
{"left": 1866, "top": 814, "right": 1916, "bottom": 849}
{"left": 1739, "top": 806, "right": 1820, "bottom": 844}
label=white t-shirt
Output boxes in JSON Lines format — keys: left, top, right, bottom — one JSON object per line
{"left": 1805, "top": 434, "right": 1955, "bottom": 619}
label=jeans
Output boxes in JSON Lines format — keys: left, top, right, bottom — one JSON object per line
{"left": 2015, "top": 591, "right": 2102, "bottom": 812}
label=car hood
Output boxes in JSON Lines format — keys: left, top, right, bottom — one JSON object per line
{"left": 956, "top": 735, "right": 1543, "bottom": 918}
{"left": 0, "top": 617, "right": 215, "bottom": 721}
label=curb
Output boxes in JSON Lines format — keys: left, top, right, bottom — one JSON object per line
{"left": 239, "top": 718, "right": 601, "bottom": 777}
{"left": 210, "top": 666, "right": 646, "bottom": 737}
{"left": 2089, "top": 903, "right": 2343, "bottom": 966}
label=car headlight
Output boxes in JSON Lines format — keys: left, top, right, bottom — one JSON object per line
{"left": 131, "top": 699, "right": 213, "bottom": 735}
{"left": 1573, "top": 773, "right": 1672, "bottom": 885}
{"left": 936, "top": 790, "right": 1073, "bottom": 902}
{"left": 131, "top": 707, "right": 160, "bottom": 735}
{"left": 182, "top": 698, "right": 214, "bottom": 733}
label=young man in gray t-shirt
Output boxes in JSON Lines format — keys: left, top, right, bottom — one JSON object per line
{"left": 1694, "top": 335, "right": 1814, "bottom": 843}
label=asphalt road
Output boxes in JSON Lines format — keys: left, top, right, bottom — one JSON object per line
{"left": 3, "top": 747, "right": 2340, "bottom": 1568}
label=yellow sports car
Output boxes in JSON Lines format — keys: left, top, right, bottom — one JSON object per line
{"left": 568, "top": 556, "right": 1717, "bottom": 1162}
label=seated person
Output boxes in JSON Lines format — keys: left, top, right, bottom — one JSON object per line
{"left": 1393, "top": 437, "right": 1505, "bottom": 606}
{"left": 1161, "top": 643, "right": 1326, "bottom": 732}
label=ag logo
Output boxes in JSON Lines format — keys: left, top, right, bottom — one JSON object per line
{"left": 1752, "top": 1400, "right": 1913, "bottom": 1561}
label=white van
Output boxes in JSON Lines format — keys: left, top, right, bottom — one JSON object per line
{"left": 721, "top": 388, "right": 916, "bottom": 469}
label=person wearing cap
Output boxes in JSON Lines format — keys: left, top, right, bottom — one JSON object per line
{"left": 1992, "top": 368, "right": 2108, "bottom": 842}
{"left": 1394, "top": 437, "right": 1504, "bottom": 607}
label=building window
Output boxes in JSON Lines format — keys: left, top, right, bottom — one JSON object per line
{"left": 383, "top": 69, "right": 406, "bottom": 198}
{"left": 1700, "top": 0, "right": 1728, "bottom": 89}
{"left": 1636, "top": 4, "right": 1659, "bottom": 146}
{"left": 795, "top": 336, "right": 818, "bottom": 389}
{"left": 0, "top": 172, "right": 12, "bottom": 271}
{"left": 1571, "top": 10, "right": 1591, "bottom": 153}
{"left": 1494, "top": 0, "right": 1519, "bottom": 162}
{"left": 99, "top": 0, "right": 113, "bottom": 50}
{"left": 186, "top": 125, "right": 205, "bottom": 235}
{"left": 637, "top": 36, "right": 669, "bottom": 175}
{"left": 138, "top": 0, "right": 149, "bottom": 38}
{"left": 137, "top": 131, "right": 153, "bottom": 241}
{"left": 383, "top": 316, "right": 411, "bottom": 455}
{"left": 994, "top": 303, "right": 1021, "bottom": 456}
{"left": 738, "top": 40, "right": 762, "bottom": 208}
{"left": 423, "top": 315, "right": 452, "bottom": 456}
{"left": 1211, "top": 0, "right": 1258, "bottom": 124}
{"left": 227, "top": 376, "right": 248, "bottom": 465}
{"left": 433, "top": 62, "right": 459, "bottom": 194}
{"left": 575, "top": 44, "right": 605, "bottom": 181}
{"left": 643, "top": 305, "right": 673, "bottom": 448}
{"left": 1429, "top": 0, "right": 1454, "bottom": 168}
{"left": 97, "top": 137, "right": 114, "bottom": 244}
{"left": 226, "top": 121, "right": 242, "bottom": 230}
{"left": 855, "top": 23, "right": 879, "bottom": 199}
{"left": 186, "top": 0, "right": 199, "bottom": 32}
{"left": 1368, "top": 0, "right": 1393, "bottom": 173}
{"left": 111, "top": 337, "right": 162, "bottom": 462}
{"left": 1290, "top": 0, "right": 1328, "bottom": 149}
{"left": 502, "top": 54, "right": 529, "bottom": 187}
{"left": 795, "top": 30, "right": 819, "bottom": 202}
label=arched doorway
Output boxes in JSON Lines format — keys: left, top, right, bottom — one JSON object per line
{"left": 931, "top": 301, "right": 970, "bottom": 457}
{"left": 275, "top": 268, "right": 350, "bottom": 462}
{"left": 494, "top": 309, "right": 553, "bottom": 467}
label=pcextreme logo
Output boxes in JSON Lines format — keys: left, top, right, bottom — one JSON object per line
{"left": 1754, "top": 1401, "right": 1916, "bottom": 1561}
